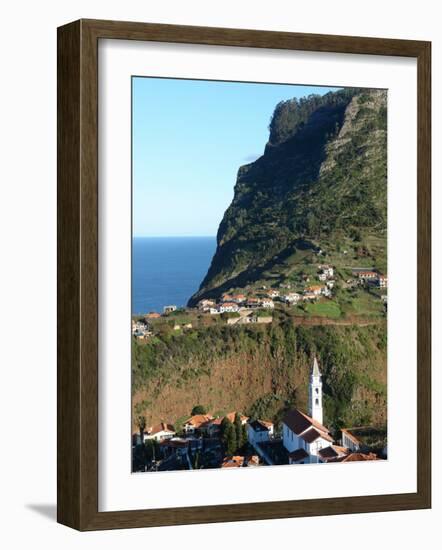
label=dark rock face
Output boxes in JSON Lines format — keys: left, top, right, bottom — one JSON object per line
{"left": 189, "top": 88, "right": 387, "bottom": 306}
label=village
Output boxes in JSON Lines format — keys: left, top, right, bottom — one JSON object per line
{"left": 132, "top": 264, "right": 388, "bottom": 341}
{"left": 132, "top": 356, "right": 387, "bottom": 472}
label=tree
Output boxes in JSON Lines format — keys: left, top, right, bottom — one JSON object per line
{"left": 191, "top": 405, "right": 207, "bottom": 415}
{"left": 221, "top": 417, "right": 237, "bottom": 455}
{"left": 220, "top": 417, "right": 231, "bottom": 443}
{"left": 145, "top": 439, "right": 157, "bottom": 463}
{"left": 225, "top": 424, "right": 237, "bottom": 456}
{"left": 234, "top": 413, "right": 244, "bottom": 450}
{"left": 136, "top": 415, "right": 146, "bottom": 445}
{"left": 241, "top": 424, "right": 248, "bottom": 448}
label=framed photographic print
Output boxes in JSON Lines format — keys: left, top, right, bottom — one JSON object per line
{"left": 57, "top": 19, "right": 431, "bottom": 530}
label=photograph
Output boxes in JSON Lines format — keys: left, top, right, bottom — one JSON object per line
{"left": 131, "top": 78, "right": 388, "bottom": 473}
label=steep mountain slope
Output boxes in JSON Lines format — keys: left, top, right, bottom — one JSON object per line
{"left": 189, "top": 88, "right": 387, "bottom": 305}
{"left": 132, "top": 322, "right": 387, "bottom": 432}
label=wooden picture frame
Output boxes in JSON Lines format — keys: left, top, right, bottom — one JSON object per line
{"left": 57, "top": 19, "right": 431, "bottom": 531}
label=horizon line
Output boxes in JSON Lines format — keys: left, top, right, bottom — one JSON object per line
{"left": 133, "top": 235, "right": 217, "bottom": 238}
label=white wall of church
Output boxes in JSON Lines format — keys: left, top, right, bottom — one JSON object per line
{"left": 283, "top": 425, "right": 303, "bottom": 453}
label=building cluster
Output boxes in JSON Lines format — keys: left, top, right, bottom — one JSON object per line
{"left": 197, "top": 293, "right": 276, "bottom": 315}
{"left": 134, "top": 264, "right": 388, "bottom": 340}
{"left": 352, "top": 269, "right": 388, "bottom": 288}
{"left": 133, "top": 357, "right": 384, "bottom": 472}
{"left": 131, "top": 318, "right": 152, "bottom": 340}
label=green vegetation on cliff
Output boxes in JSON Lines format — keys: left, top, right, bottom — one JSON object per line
{"left": 188, "top": 88, "right": 387, "bottom": 306}
{"left": 132, "top": 320, "right": 387, "bottom": 435}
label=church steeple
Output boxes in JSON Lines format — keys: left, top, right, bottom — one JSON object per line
{"left": 309, "top": 356, "right": 323, "bottom": 425}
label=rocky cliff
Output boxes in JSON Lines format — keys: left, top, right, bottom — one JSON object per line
{"left": 188, "top": 88, "right": 387, "bottom": 305}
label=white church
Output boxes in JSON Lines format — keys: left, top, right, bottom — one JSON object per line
{"left": 282, "top": 356, "right": 347, "bottom": 464}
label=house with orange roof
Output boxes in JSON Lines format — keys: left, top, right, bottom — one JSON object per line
{"left": 230, "top": 293, "right": 246, "bottom": 304}
{"left": 266, "top": 289, "right": 279, "bottom": 298}
{"left": 246, "top": 455, "right": 260, "bottom": 467}
{"left": 318, "top": 445, "right": 350, "bottom": 463}
{"left": 305, "top": 285, "right": 324, "bottom": 296}
{"left": 245, "top": 297, "right": 261, "bottom": 308}
{"left": 218, "top": 302, "right": 240, "bottom": 313}
{"left": 377, "top": 274, "right": 388, "bottom": 288}
{"left": 206, "top": 412, "right": 249, "bottom": 436}
{"left": 182, "top": 414, "right": 213, "bottom": 434}
{"left": 145, "top": 312, "right": 161, "bottom": 319}
{"left": 261, "top": 298, "right": 275, "bottom": 309}
{"left": 143, "top": 422, "right": 176, "bottom": 443}
{"left": 197, "top": 299, "right": 216, "bottom": 312}
{"left": 357, "top": 270, "right": 378, "bottom": 281}
{"left": 221, "top": 456, "right": 245, "bottom": 468}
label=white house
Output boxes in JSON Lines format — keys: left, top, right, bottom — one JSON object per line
{"left": 321, "top": 287, "right": 332, "bottom": 298}
{"left": 218, "top": 302, "right": 239, "bottom": 313}
{"left": 357, "top": 271, "right": 378, "bottom": 281}
{"left": 282, "top": 357, "right": 334, "bottom": 464}
{"left": 230, "top": 294, "right": 246, "bottom": 304}
{"left": 182, "top": 414, "right": 213, "bottom": 434}
{"left": 283, "top": 292, "right": 301, "bottom": 304}
{"left": 247, "top": 419, "right": 274, "bottom": 447}
{"left": 266, "top": 289, "right": 279, "bottom": 298}
{"left": 318, "top": 265, "right": 334, "bottom": 278}
{"left": 305, "top": 285, "right": 324, "bottom": 296}
{"left": 197, "top": 299, "right": 216, "bottom": 312}
{"left": 261, "top": 298, "right": 275, "bottom": 309}
{"left": 143, "top": 422, "right": 176, "bottom": 443}
{"left": 163, "top": 305, "right": 177, "bottom": 314}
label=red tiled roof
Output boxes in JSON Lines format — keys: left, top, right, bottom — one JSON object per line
{"left": 184, "top": 414, "right": 213, "bottom": 428}
{"left": 341, "top": 452, "right": 379, "bottom": 462}
{"left": 148, "top": 422, "right": 175, "bottom": 435}
{"left": 224, "top": 412, "right": 248, "bottom": 423}
{"left": 208, "top": 412, "right": 248, "bottom": 427}
{"left": 301, "top": 427, "right": 333, "bottom": 444}
{"left": 247, "top": 455, "right": 260, "bottom": 466}
{"left": 221, "top": 456, "right": 245, "bottom": 468}
{"left": 289, "top": 448, "right": 309, "bottom": 462}
{"left": 341, "top": 428, "right": 362, "bottom": 445}
{"left": 318, "top": 445, "right": 349, "bottom": 461}
{"left": 283, "top": 409, "right": 330, "bottom": 437}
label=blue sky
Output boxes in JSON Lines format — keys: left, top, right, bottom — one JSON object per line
{"left": 132, "top": 77, "right": 339, "bottom": 237}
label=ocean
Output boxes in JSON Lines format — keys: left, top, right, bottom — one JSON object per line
{"left": 132, "top": 237, "right": 217, "bottom": 315}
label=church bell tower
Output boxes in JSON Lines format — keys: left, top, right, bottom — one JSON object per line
{"left": 309, "top": 356, "right": 323, "bottom": 425}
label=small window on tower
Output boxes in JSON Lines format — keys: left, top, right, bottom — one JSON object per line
{"left": 315, "top": 398, "right": 319, "bottom": 405}
{"left": 315, "top": 388, "right": 319, "bottom": 394}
